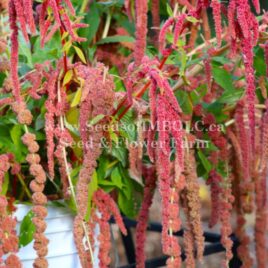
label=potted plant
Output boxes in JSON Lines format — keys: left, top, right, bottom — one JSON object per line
{"left": 0, "top": 0, "right": 267, "bottom": 268}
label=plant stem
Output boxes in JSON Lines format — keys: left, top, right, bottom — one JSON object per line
{"left": 102, "top": 12, "right": 112, "bottom": 39}
{"left": 24, "top": 125, "right": 29, "bottom": 133}
{"left": 225, "top": 119, "right": 235, "bottom": 127}
{"left": 17, "top": 173, "right": 32, "bottom": 200}
{"left": 80, "top": 0, "right": 89, "bottom": 14}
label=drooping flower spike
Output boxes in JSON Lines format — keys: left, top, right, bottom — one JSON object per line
{"left": 92, "top": 189, "right": 127, "bottom": 268}
{"left": 22, "top": 132, "right": 49, "bottom": 268}
{"left": 134, "top": 0, "right": 148, "bottom": 65}
{"left": 210, "top": 0, "right": 222, "bottom": 47}
{"left": 135, "top": 166, "right": 156, "bottom": 268}
{"left": 206, "top": 170, "right": 222, "bottom": 228}
{"left": 0, "top": 154, "right": 22, "bottom": 267}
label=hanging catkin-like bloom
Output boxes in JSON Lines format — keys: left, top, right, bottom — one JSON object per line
{"left": 44, "top": 70, "right": 58, "bottom": 179}
{"left": 236, "top": 215, "right": 254, "bottom": 267}
{"left": 231, "top": 0, "right": 259, "bottom": 151}
{"left": 159, "top": 17, "right": 174, "bottom": 53}
{"left": 210, "top": 0, "right": 222, "bottom": 47}
{"left": 234, "top": 101, "right": 255, "bottom": 214}
{"left": 76, "top": 125, "right": 102, "bottom": 222}
{"left": 8, "top": 0, "right": 36, "bottom": 96}
{"left": 131, "top": 58, "right": 185, "bottom": 266}
{"left": 22, "top": 133, "right": 49, "bottom": 268}
{"left": 135, "top": 166, "right": 156, "bottom": 268}
{"left": 219, "top": 172, "right": 235, "bottom": 268}
{"left": 260, "top": 101, "right": 268, "bottom": 171}
{"left": 242, "top": 40, "right": 256, "bottom": 152}
{"left": 230, "top": 147, "right": 251, "bottom": 267}
{"left": 234, "top": 101, "right": 250, "bottom": 181}
{"left": 183, "top": 150, "right": 204, "bottom": 262}
{"left": 181, "top": 190, "right": 195, "bottom": 268}
{"left": 12, "top": 101, "right": 33, "bottom": 125}
{"left": 9, "top": 0, "right": 21, "bottom": 103}
{"left": 206, "top": 170, "right": 222, "bottom": 228}
{"left": 73, "top": 64, "right": 115, "bottom": 267}
{"left": 254, "top": 169, "right": 267, "bottom": 268}
{"left": 23, "top": 0, "right": 36, "bottom": 33}
{"left": 164, "top": 158, "right": 185, "bottom": 268}
{"left": 128, "top": 103, "right": 147, "bottom": 181}
{"left": 173, "top": 14, "right": 186, "bottom": 46}
{"left": 93, "top": 190, "right": 127, "bottom": 268}
{"left": 226, "top": 128, "right": 243, "bottom": 167}
{"left": 134, "top": 0, "right": 148, "bottom": 65}
{"left": 156, "top": 95, "right": 172, "bottom": 257}
{"left": 12, "top": 0, "right": 28, "bottom": 41}
{"left": 151, "top": 0, "right": 160, "bottom": 46}
{"left": 8, "top": 0, "right": 38, "bottom": 126}
{"left": 183, "top": 229, "right": 195, "bottom": 268}
{"left": 254, "top": 107, "right": 268, "bottom": 268}
{"left": 93, "top": 189, "right": 127, "bottom": 235}
{"left": 227, "top": 0, "right": 236, "bottom": 39}
{"left": 236, "top": 1, "right": 250, "bottom": 39}
{"left": 0, "top": 154, "right": 22, "bottom": 267}
{"left": 252, "top": 0, "right": 260, "bottom": 14}
{"left": 75, "top": 63, "right": 115, "bottom": 153}
{"left": 203, "top": 56, "right": 212, "bottom": 92}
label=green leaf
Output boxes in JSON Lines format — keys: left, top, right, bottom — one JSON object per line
{"left": 110, "top": 146, "right": 128, "bottom": 167}
{"left": 89, "top": 114, "right": 105, "bottom": 126}
{"left": 19, "top": 210, "right": 36, "bottom": 247}
{"left": 175, "top": 90, "right": 192, "bottom": 114}
{"left": 111, "top": 167, "right": 123, "bottom": 189}
{"left": 179, "top": 49, "right": 187, "bottom": 76}
{"left": 166, "top": 3, "right": 173, "bottom": 17}
{"left": 35, "top": 113, "right": 45, "bottom": 131}
{"left": 70, "top": 166, "right": 81, "bottom": 186}
{"left": 254, "top": 47, "right": 266, "bottom": 76}
{"left": 119, "top": 111, "right": 136, "bottom": 142}
{"left": 66, "top": 196, "right": 77, "bottom": 214}
{"left": 97, "top": 35, "right": 135, "bottom": 45}
{"left": 212, "top": 56, "right": 230, "bottom": 65}
{"left": 1, "top": 173, "right": 9, "bottom": 195}
{"left": 218, "top": 88, "right": 244, "bottom": 104}
{"left": 212, "top": 67, "right": 235, "bottom": 91}
{"left": 118, "top": 191, "right": 137, "bottom": 218}
{"left": 63, "top": 70, "right": 73, "bottom": 86}
{"left": 70, "top": 87, "right": 82, "bottom": 107}
{"left": 62, "top": 40, "right": 72, "bottom": 54}
{"left": 119, "top": 166, "right": 134, "bottom": 200}
{"left": 197, "top": 150, "right": 212, "bottom": 174}
{"left": 74, "top": 46, "right": 87, "bottom": 64}
{"left": 97, "top": 154, "right": 110, "bottom": 180}
{"left": 32, "top": 33, "right": 62, "bottom": 64}
{"left": 10, "top": 125, "right": 22, "bottom": 146}
{"left": 79, "top": 2, "right": 100, "bottom": 48}
{"left": 96, "top": 0, "right": 124, "bottom": 7}
{"left": 19, "top": 36, "right": 33, "bottom": 68}
{"left": 0, "top": 73, "right": 7, "bottom": 87}
{"left": 186, "top": 16, "right": 199, "bottom": 24}
{"left": 64, "top": 117, "right": 80, "bottom": 136}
